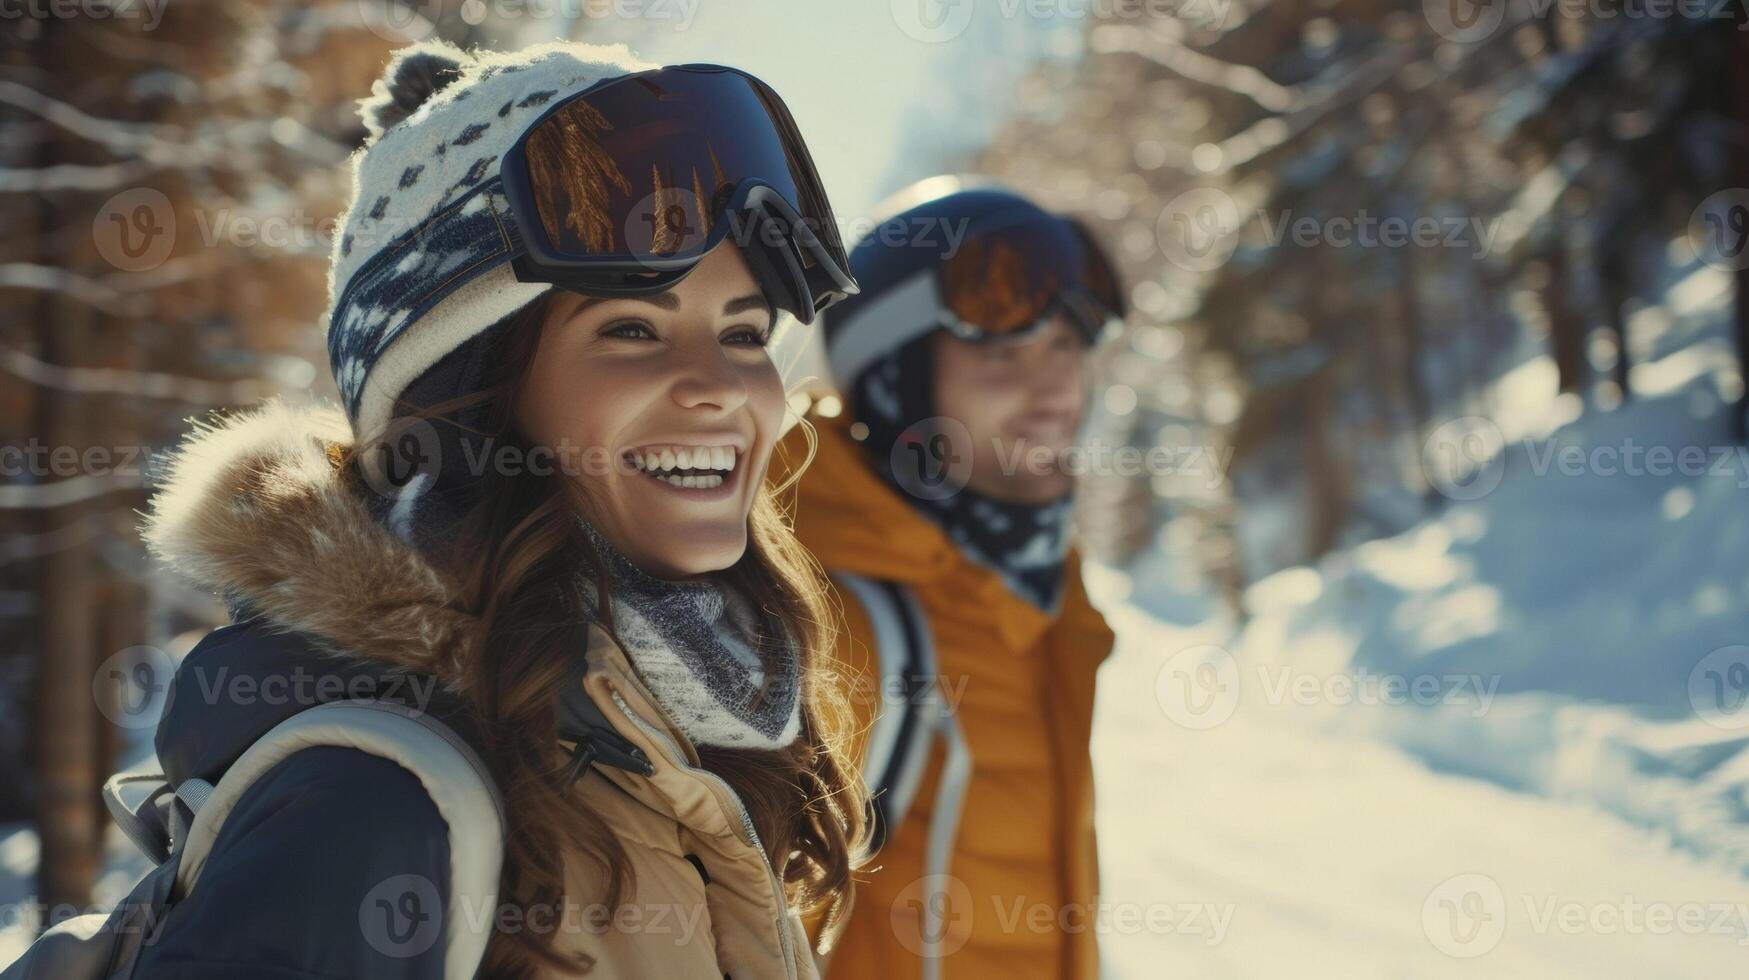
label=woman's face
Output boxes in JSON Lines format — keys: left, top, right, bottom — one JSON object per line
{"left": 515, "top": 241, "right": 785, "bottom": 579}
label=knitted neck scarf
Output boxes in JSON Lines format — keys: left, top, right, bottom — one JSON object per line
{"left": 570, "top": 516, "right": 801, "bottom": 750}
{"left": 852, "top": 336, "right": 1076, "bottom": 614}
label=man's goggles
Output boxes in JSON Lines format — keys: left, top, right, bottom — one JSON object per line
{"left": 827, "top": 213, "right": 1124, "bottom": 386}
{"left": 933, "top": 214, "right": 1125, "bottom": 345}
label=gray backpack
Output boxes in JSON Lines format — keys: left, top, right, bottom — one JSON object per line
{"left": 1, "top": 699, "right": 505, "bottom": 980}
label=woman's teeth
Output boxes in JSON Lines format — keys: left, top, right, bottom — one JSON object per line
{"left": 627, "top": 445, "right": 738, "bottom": 489}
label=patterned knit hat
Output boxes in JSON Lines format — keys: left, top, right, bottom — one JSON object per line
{"left": 323, "top": 40, "right": 653, "bottom": 550}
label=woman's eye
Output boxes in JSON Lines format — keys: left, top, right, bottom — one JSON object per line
{"left": 723, "top": 325, "right": 772, "bottom": 347}
{"left": 601, "top": 320, "right": 656, "bottom": 340}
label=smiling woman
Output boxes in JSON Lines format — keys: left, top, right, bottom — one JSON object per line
{"left": 91, "top": 37, "right": 872, "bottom": 980}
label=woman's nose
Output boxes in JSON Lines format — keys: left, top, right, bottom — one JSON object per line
{"left": 669, "top": 342, "right": 750, "bottom": 414}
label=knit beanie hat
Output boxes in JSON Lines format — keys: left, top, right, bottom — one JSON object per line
{"left": 323, "top": 40, "right": 654, "bottom": 553}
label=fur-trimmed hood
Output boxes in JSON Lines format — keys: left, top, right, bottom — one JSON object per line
{"left": 142, "top": 397, "right": 479, "bottom": 684}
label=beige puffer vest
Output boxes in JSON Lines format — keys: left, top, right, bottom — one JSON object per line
{"left": 545, "top": 624, "right": 818, "bottom": 978}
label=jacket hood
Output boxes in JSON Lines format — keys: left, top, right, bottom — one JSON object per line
{"left": 140, "top": 398, "right": 485, "bottom": 785}
{"left": 143, "top": 397, "right": 478, "bottom": 676}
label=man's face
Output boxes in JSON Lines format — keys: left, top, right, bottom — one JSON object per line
{"left": 930, "top": 315, "right": 1090, "bottom": 505}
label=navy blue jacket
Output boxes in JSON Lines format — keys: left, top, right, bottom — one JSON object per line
{"left": 132, "top": 616, "right": 460, "bottom": 979}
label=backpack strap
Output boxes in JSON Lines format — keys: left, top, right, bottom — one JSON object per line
{"left": 835, "top": 572, "right": 939, "bottom": 851}
{"left": 101, "top": 773, "right": 176, "bottom": 866}
{"left": 172, "top": 699, "right": 505, "bottom": 980}
{"left": 830, "top": 573, "right": 973, "bottom": 979}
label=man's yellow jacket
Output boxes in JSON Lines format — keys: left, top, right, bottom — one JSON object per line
{"left": 775, "top": 410, "right": 1116, "bottom": 980}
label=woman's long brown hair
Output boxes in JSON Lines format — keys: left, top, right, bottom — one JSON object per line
{"left": 349, "top": 292, "right": 868, "bottom": 977}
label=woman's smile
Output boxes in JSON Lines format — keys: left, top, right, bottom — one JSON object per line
{"left": 624, "top": 441, "right": 745, "bottom": 499}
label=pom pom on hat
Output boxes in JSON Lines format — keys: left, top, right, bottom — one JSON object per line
{"left": 356, "top": 40, "right": 474, "bottom": 141}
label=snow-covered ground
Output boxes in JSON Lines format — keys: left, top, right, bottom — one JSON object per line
{"left": 1092, "top": 257, "right": 1749, "bottom": 976}
{"left": 1088, "top": 589, "right": 1749, "bottom": 977}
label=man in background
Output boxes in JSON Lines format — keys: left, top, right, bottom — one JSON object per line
{"left": 779, "top": 177, "right": 1123, "bottom": 980}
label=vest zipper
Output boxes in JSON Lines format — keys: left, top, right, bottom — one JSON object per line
{"left": 606, "top": 688, "right": 799, "bottom": 980}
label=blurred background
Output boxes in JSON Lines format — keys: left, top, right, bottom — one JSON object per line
{"left": 4, "top": 0, "right": 1748, "bottom": 974}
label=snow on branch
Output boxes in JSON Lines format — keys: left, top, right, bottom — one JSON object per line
{"left": 1091, "top": 24, "right": 1300, "bottom": 113}
{"left": 1, "top": 343, "right": 277, "bottom": 404}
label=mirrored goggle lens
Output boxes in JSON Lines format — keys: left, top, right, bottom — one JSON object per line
{"left": 518, "top": 67, "right": 842, "bottom": 266}
{"left": 936, "top": 217, "right": 1121, "bottom": 339}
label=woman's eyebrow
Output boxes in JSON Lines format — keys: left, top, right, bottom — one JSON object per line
{"left": 722, "top": 293, "right": 769, "bottom": 317}
{"left": 605, "top": 293, "right": 683, "bottom": 311}
{"left": 565, "top": 290, "right": 765, "bottom": 324}
{"left": 564, "top": 292, "right": 680, "bottom": 324}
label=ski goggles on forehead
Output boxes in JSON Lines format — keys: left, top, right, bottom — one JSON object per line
{"left": 497, "top": 63, "right": 857, "bottom": 324}
{"left": 828, "top": 215, "right": 1124, "bottom": 385}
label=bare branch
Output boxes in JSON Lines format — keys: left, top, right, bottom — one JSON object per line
{"left": 0, "top": 79, "right": 183, "bottom": 156}
{"left": 0, "top": 264, "right": 149, "bottom": 317}
{"left": 1092, "top": 24, "right": 1300, "bottom": 113}
{"left": 0, "top": 474, "right": 142, "bottom": 510}
{"left": 0, "top": 161, "right": 152, "bottom": 193}
{"left": 0, "top": 343, "right": 280, "bottom": 404}
{"left": 0, "top": 512, "right": 107, "bottom": 564}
